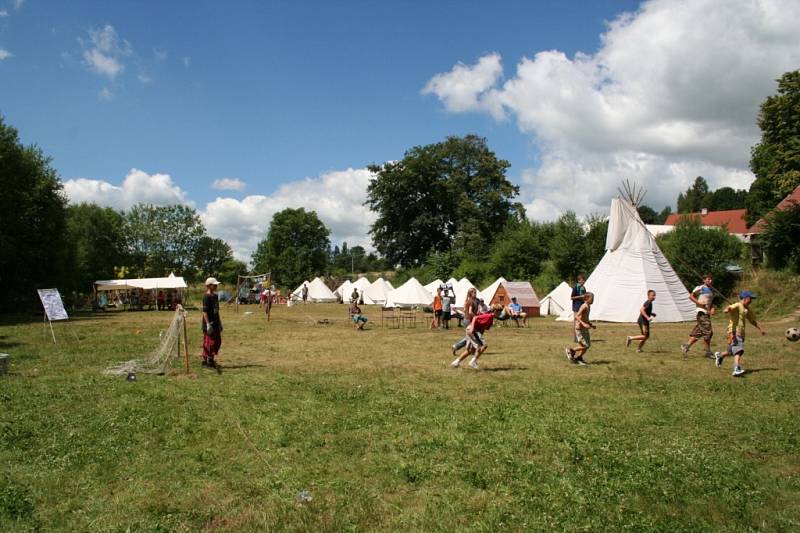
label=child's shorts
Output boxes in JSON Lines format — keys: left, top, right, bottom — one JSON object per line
{"left": 575, "top": 328, "right": 591, "bottom": 348}
{"left": 727, "top": 334, "right": 744, "bottom": 355}
{"left": 352, "top": 315, "right": 367, "bottom": 324}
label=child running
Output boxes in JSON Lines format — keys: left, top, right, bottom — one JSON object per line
{"left": 626, "top": 290, "right": 656, "bottom": 353}
{"left": 451, "top": 304, "right": 503, "bottom": 370}
{"left": 566, "top": 292, "right": 595, "bottom": 365}
{"left": 682, "top": 274, "right": 715, "bottom": 357}
{"left": 714, "top": 290, "right": 766, "bottom": 376}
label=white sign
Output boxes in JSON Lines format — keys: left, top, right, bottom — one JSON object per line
{"left": 37, "top": 289, "right": 69, "bottom": 321}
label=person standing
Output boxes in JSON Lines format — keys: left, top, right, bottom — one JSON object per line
{"left": 263, "top": 285, "right": 273, "bottom": 321}
{"left": 570, "top": 274, "right": 587, "bottom": 317}
{"left": 566, "top": 292, "right": 595, "bottom": 365}
{"left": 682, "top": 274, "right": 715, "bottom": 357}
{"left": 432, "top": 288, "right": 443, "bottom": 329}
{"left": 301, "top": 283, "right": 309, "bottom": 304}
{"left": 202, "top": 277, "right": 223, "bottom": 368}
{"left": 714, "top": 291, "right": 766, "bottom": 376}
{"left": 626, "top": 290, "right": 656, "bottom": 353}
{"left": 441, "top": 290, "right": 452, "bottom": 329}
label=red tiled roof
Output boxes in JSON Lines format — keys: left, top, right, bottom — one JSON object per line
{"left": 664, "top": 209, "right": 749, "bottom": 234}
{"left": 749, "top": 184, "right": 800, "bottom": 234}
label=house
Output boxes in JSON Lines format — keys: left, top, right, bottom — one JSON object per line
{"left": 747, "top": 184, "right": 800, "bottom": 236}
{"left": 487, "top": 281, "right": 541, "bottom": 318}
{"left": 663, "top": 208, "right": 750, "bottom": 241}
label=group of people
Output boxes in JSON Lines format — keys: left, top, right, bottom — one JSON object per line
{"left": 199, "top": 272, "right": 767, "bottom": 377}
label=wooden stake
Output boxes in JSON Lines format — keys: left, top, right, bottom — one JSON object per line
{"left": 182, "top": 311, "right": 190, "bottom": 374}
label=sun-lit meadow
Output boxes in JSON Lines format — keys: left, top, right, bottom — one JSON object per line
{"left": 2, "top": 299, "right": 800, "bottom": 531}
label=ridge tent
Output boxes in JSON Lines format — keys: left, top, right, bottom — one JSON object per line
{"left": 364, "top": 277, "right": 393, "bottom": 305}
{"left": 540, "top": 281, "right": 572, "bottom": 316}
{"left": 481, "top": 277, "right": 507, "bottom": 303}
{"left": 384, "top": 277, "right": 434, "bottom": 308}
{"left": 489, "top": 281, "right": 541, "bottom": 317}
{"left": 556, "top": 198, "right": 695, "bottom": 322}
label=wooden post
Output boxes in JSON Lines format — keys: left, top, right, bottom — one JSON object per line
{"left": 182, "top": 310, "right": 190, "bottom": 374}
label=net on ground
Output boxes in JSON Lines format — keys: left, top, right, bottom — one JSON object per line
{"left": 104, "top": 306, "right": 187, "bottom": 376}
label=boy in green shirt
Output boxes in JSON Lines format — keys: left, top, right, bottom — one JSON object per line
{"left": 714, "top": 290, "right": 766, "bottom": 377}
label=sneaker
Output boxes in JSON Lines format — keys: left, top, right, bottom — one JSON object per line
{"left": 574, "top": 356, "right": 588, "bottom": 366}
{"left": 201, "top": 359, "right": 209, "bottom": 367}
{"left": 732, "top": 366, "right": 745, "bottom": 377}
{"left": 451, "top": 358, "right": 460, "bottom": 368}
{"left": 714, "top": 352, "right": 723, "bottom": 368}
{"left": 681, "top": 343, "right": 689, "bottom": 355}
{"left": 468, "top": 358, "right": 479, "bottom": 370}
{"left": 565, "top": 347, "right": 575, "bottom": 362}
{"left": 636, "top": 348, "right": 643, "bottom": 353}
{"left": 451, "top": 344, "right": 458, "bottom": 357}
{"left": 704, "top": 351, "right": 715, "bottom": 359}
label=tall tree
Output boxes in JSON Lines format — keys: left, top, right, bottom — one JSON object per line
{"left": 194, "top": 236, "right": 234, "bottom": 279}
{"left": 366, "top": 135, "right": 521, "bottom": 267}
{"left": 758, "top": 202, "right": 800, "bottom": 273}
{"left": 0, "top": 116, "right": 71, "bottom": 306}
{"left": 487, "top": 219, "right": 553, "bottom": 281}
{"left": 65, "top": 203, "right": 126, "bottom": 290}
{"left": 548, "top": 212, "right": 587, "bottom": 281}
{"left": 676, "top": 176, "right": 711, "bottom": 213}
{"left": 707, "top": 187, "right": 747, "bottom": 211}
{"left": 124, "top": 204, "right": 206, "bottom": 278}
{"left": 747, "top": 70, "right": 800, "bottom": 223}
{"left": 251, "top": 207, "right": 330, "bottom": 288}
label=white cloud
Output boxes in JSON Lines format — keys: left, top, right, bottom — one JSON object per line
{"left": 424, "top": 0, "right": 800, "bottom": 219}
{"left": 212, "top": 178, "right": 246, "bottom": 191}
{"left": 0, "top": 9, "right": 9, "bottom": 17}
{"left": 0, "top": 48, "right": 11, "bottom": 60}
{"left": 153, "top": 47, "right": 167, "bottom": 61}
{"left": 13, "top": 0, "right": 24, "bottom": 10}
{"left": 98, "top": 87, "right": 113, "bottom": 101}
{"left": 202, "top": 168, "right": 376, "bottom": 261}
{"left": 63, "top": 168, "right": 191, "bottom": 211}
{"left": 137, "top": 71, "right": 152, "bottom": 84}
{"left": 183, "top": 56, "right": 191, "bottom": 68}
{"left": 80, "top": 25, "right": 132, "bottom": 79}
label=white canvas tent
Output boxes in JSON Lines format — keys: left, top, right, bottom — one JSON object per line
{"left": 556, "top": 198, "right": 695, "bottom": 323}
{"left": 352, "top": 277, "right": 375, "bottom": 304}
{"left": 453, "top": 277, "right": 483, "bottom": 309}
{"left": 423, "top": 279, "right": 444, "bottom": 294}
{"left": 481, "top": 277, "right": 507, "bottom": 303}
{"left": 292, "top": 277, "right": 337, "bottom": 303}
{"left": 364, "top": 277, "right": 393, "bottom": 304}
{"left": 335, "top": 280, "right": 353, "bottom": 301}
{"left": 384, "top": 277, "right": 434, "bottom": 308}
{"left": 540, "top": 281, "right": 572, "bottom": 316}
{"left": 291, "top": 280, "right": 310, "bottom": 299}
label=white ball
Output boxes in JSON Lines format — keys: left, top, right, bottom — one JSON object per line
{"left": 786, "top": 327, "right": 800, "bottom": 342}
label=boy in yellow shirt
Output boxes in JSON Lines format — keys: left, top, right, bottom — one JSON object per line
{"left": 714, "top": 291, "right": 766, "bottom": 376}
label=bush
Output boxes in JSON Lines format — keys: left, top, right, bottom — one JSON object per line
{"left": 759, "top": 202, "right": 800, "bottom": 273}
{"left": 657, "top": 218, "right": 745, "bottom": 297}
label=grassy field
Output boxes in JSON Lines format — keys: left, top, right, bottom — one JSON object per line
{"left": 1, "top": 301, "right": 799, "bottom": 531}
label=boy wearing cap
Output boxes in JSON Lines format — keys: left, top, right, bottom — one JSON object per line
{"left": 202, "top": 277, "right": 223, "bottom": 368}
{"left": 714, "top": 290, "right": 766, "bottom": 376}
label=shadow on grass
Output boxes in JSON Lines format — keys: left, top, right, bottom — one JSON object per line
{"left": 745, "top": 367, "right": 778, "bottom": 374}
{"left": 482, "top": 366, "right": 529, "bottom": 372}
{"left": 589, "top": 360, "right": 613, "bottom": 365}
{"left": 216, "top": 363, "right": 269, "bottom": 371}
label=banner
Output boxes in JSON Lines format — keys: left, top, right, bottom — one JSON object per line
{"left": 37, "top": 289, "right": 69, "bottom": 321}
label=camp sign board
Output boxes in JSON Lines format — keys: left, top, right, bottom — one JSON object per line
{"left": 37, "top": 289, "right": 69, "bottom": 321}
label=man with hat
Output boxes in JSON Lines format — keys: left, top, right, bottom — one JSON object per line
{"left": 202, "top": 277, "right": 223, "bottom": 368}
{"left": 714, "top": 290, "right": 766, "bottom": 377}
{"left": 506, "top": 296, "right": 527, "bottom": 327}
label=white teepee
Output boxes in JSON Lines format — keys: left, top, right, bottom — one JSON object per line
{"left": 556, "top": 198, "right": 695, "bottom": 322}
{"left": 293, "top": 277, "right": 337, "bottom": 303}
{"left": 453, "top": 277, "right": 483, "bottom": 309}
{"left": 423, "top": 279, "right": 444, "bottom": 294}
{"left": 335, "top": 280, "right": 353, "bottom": 301}
{"left": 352, "top": 277, "right": 375, "bottom": 304}
{"left": 384, "top": 277, "right": 434, "bottom": 308}
{"left": 540, "top": 281, "right": 572, "bottom": 316}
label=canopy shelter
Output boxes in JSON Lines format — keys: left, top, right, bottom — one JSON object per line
{"left": 488, "top": 281, "right": 541, "bottom": 317}
{"left": 291, "top": 277, "right": 337, "bottom": 303}
{"left": 481, "top": 277, "right": 507, "bottom": 304}
{"left": 365, "top": 277, "right": 393, "bottom": 304}
{"left": 556, "top": 197, "right": 695, "bottom": 323}
{"left": 384, "top": 277, "right": 434, "bottom": 308}
{"left": 93, "top": 274, "right": 187, "bottom": 311}
{"left": 540, "top": 281, "right": 572, "bottom": 316}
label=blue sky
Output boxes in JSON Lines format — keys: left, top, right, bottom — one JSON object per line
{"left": 1, "top": 0, "right": 798, "bottom": 260}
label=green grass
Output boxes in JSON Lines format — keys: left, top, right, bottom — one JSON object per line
{"left": 2, "top": 302, "right": 800, "bottom": 531}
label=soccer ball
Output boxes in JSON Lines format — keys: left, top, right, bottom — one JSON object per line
{"left": 786, "top": 327, "right": 800, "bottom": 342}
